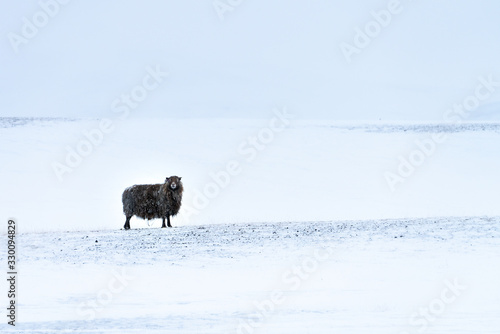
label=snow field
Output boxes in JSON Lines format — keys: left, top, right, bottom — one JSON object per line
{"left": 0, "top": 217, "right": 498, "bottom": 333}
{"left": 1, "top": 119, "right": 500, "bottom": 333}
{"left": 1, "top": 118, "right": 500, "bottom": 233}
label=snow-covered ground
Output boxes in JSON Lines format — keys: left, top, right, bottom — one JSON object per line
{"left": 1, "top": 118, "right": 500, "bottom": 333}
{"left": 1, "top": 217, "right": 499, "bottom": 333}
{"left": 2, "top": 118, "right": 500, "bottom": 232}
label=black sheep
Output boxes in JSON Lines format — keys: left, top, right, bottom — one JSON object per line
{"left": 122, "top": 176, "right": 183, "bottom": 230}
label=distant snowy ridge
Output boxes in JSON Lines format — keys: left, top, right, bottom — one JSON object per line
{"left": 307, "top": 122, "right": 500, "bottom": 133}
{"left": 0, "top": 117, "right": 84, "bottom": 128}
{"left": 3, "top": 116, "right": 500, "bottom": 133}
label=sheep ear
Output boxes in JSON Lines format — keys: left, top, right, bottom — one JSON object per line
{"left": 179, "top": 177, "right": 182, "bottom": 180}
{"left": 165, "top": 177, "right": 170, "bottom": 182}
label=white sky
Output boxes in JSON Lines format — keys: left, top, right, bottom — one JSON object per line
{"left": 1, "top": 0, "right": 500, "bottom": 120}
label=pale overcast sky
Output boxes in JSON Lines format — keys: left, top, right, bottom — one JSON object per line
{"left": 2, "top": 0, "right": 500, "bottom": 120}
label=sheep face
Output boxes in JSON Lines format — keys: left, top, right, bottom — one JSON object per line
{"left": 166, "top": 176, "right": 182, "bottom": 191}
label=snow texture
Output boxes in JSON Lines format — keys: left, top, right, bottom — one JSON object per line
{"left": 1, "top": 217, "right": 499, "bottom": 333}
{"left": 1, "top": 119, "right": 500, "bottom": 333}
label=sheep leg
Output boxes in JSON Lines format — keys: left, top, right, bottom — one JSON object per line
{"left": 161, "top": 217, "right": 166, "bottom": 228}
{"left": 167, "top": 215, "right": 172, "bottom": 228}
{"left": 124, "top": 216, "right": 131, "bottom": 230}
